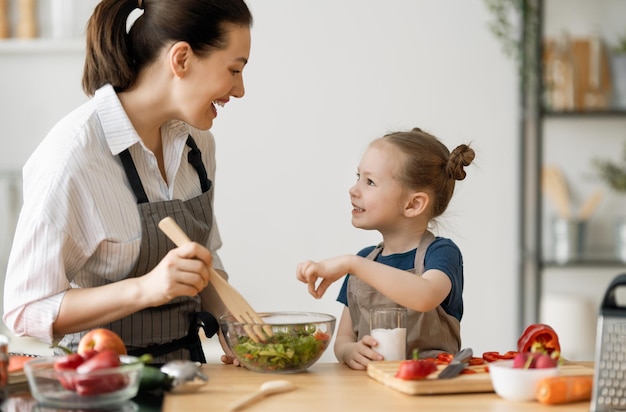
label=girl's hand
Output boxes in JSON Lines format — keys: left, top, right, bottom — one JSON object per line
{"left": 296, "top": 256, "right": 353, "bottom": 298}
{"left": 140, "top": 242, "right": 212, "bottom": 307}
{"left": 218, "top": 330, "right": 240, "bottom": 366}
{"left": 338, "top": 335, "right": 384, "bottom": 370}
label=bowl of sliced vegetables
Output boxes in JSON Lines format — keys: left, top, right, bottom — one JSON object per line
{"left": 220, "top": 311, "right": 335, "bottom": 374}
{"left": 23, "top": 354, "right": 143, "bottom": 409}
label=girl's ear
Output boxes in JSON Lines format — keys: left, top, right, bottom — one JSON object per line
{"left": 169, "top": 41, "right": 192, "bottom": 78}
{"left": 404, "top": 192, "right": 429, "bottom": 217}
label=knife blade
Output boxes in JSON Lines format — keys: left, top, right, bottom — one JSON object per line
{"left": 437, "top": 347, "right": 473, "bottom": 379}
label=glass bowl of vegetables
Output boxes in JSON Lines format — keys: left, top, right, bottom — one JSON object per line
{"left": 23, "top": 354, "right": 143, "bottom": 409}
{"left": 220, "top": 311, "right": 336, "bottom": 374}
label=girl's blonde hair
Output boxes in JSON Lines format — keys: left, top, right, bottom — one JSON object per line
{"left": 375, "top": 127, "right": 475, "bottom": 218}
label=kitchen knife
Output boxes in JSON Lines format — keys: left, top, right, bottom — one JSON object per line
{"left": 437, "top": 347, "right": 473, "bottom": 379}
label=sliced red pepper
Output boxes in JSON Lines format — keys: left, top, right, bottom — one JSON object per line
{"left": 468, "top": 357, "right": 485, "bottom": 366}
{"left": 436, "top": 352, "right": 454, "bottom": 365}
{"left": 481, "top": 351, "right": 520, "bottom": 362}
{"left": 482, "top": 351, "right": 502, "bottom": 362}
{"left": 517, "top": 323, "right": 561, "bottom": 356}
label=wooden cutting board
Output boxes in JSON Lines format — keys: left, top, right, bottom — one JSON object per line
{"left": 367, "top": 361, "right": 594, "bottom": 396}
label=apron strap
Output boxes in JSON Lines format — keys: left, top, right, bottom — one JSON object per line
{"left": 119, "top": 135, "right": 213, "bottom": 204}
{"left": 119, "top": 149, "right": 149, "bottom": 204}
{"left": 127, "top": 311, "right": 219, "bottom": 363}
{"left": 186, "top": 136, "right": 212, "bottom": 193}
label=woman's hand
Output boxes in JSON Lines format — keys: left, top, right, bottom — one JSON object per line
{"left": 336, "top": 335, "right": 383, "bottom": 370}
{"left": 140, "top": 242, "right": 213, "bottom": 307}
{"left": 296, "top": 255, "right": 354, "bottom": 299}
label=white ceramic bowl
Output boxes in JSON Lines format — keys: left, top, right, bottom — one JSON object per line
{"left": 24, "top": 355, "right": 143, "bottom": 409}
{"left": 489, "top": 359, "right": 559, "bottom": 401}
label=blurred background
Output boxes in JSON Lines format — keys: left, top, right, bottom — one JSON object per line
{"left": 1, "top": 0, "right": 625, "bottom": 363}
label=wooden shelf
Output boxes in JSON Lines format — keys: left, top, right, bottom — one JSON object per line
{"left": 542, "top": 109, "right": 626, "bottom": 118}
{"left": 0, "top": 38, "right": 85, "bottom": 54}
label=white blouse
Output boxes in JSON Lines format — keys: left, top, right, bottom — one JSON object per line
{"left": 3, "top": 84, "right": 225, "bottom": 343}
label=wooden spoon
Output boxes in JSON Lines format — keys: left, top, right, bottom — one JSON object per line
{"left": 158, "top": 217, "right": 272, "bottom": 342}
{"left": 230, "top": 380, "right": 296, "bottom": 411}
{"left": 579, "top": 190, "right": 603, "bottom": 220}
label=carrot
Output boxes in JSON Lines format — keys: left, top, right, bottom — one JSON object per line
{"left": 535, "top": 375, "right": 594, "bottom": 405}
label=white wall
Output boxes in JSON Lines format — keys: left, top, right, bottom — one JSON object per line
{"left": 211, "top": 0, "right": 520, "bottom": 361}
{"left": 0, "top": 1, "right": 521, "bottom": 361}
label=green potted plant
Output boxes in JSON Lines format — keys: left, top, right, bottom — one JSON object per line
{"left": 593, "top": 144, "right": 626, "bottom": 261}
{"left": 592, "top": 144, "right": 626, "bottom": 192}
{"left": 610, "top": 32, "right": 626, "bottom": 109}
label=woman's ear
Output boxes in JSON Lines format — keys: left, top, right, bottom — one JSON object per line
{"left": 169, "top": 41, "right": 192, "bottom": 78}
{"left": 405, "top": 192, "right": 429, "bottom": 217}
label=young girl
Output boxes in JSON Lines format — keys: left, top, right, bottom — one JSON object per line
{"left": 296, "top": 127, "right": 475, "bottom": 370}
{"left": 3, "top": 0, "right": 252, "bottom": 364}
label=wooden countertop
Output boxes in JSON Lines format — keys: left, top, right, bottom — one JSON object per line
{"left": 163, "top": 362, "right": 594, "bottom": 411}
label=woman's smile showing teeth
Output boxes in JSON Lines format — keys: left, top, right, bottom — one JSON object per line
{"left": 211, "top": 100, "right": 225, "bottom": 117}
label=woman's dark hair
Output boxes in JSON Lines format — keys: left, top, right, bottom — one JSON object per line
{"left": 375, "top": 127, "right": 475, "bottom": 218}
{"left": 82, "top": 0, "right": 253, "bottom": 96}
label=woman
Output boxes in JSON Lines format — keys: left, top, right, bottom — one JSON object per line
{"left": 3, "top": 0, "right": 252, "bottom": 364}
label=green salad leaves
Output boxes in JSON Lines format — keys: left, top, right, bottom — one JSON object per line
{"left": 233, "top": 325, "right": 330, "bottom": 372}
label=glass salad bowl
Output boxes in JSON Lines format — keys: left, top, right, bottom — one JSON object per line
{"left": 220, "top": 311, "right": 336, "bottom": 374}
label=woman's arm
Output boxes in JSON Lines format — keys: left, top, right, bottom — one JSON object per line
{"left": 54, "top": 242, "right": 212, "bottom": 335}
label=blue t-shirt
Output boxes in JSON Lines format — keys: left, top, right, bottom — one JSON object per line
{"left": 336, "top": 237, "right": 464, "bottom": 321}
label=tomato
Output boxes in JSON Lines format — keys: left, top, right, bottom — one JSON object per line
{"left": 517, "top": 323, "right": 561, "bottom": 356}
{"left": 314, "top": 331, "right": 330, "bottom": 342}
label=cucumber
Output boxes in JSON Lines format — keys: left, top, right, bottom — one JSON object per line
{"left": 139, "top": 365, "right": 173, "bottom": 391}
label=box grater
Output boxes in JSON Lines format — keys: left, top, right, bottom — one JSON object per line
{"left": 591, "top": 273, "right": 626, "bottom": 412}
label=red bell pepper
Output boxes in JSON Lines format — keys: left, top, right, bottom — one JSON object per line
{"left": 74, "top": 349, "right": 127, "bottom": 396}
{"left": 517, "top": 323, "right": 561, "bottom": 356}
{"left": 395, "top": 350, "right": 438, "bottom": 380}
{"left": 53, "top": 353, "right": 85, "bottom": 391}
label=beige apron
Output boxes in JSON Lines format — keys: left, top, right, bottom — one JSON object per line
{"left": 58, "top": 136, "right": 218, "bottom": 363}
{"left": 347, "top": 230, "right": 461, "bottom": 359}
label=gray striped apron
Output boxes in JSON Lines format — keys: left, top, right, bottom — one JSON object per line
{"left": 58, "top": 136, "right": 219, "bottom": 363}
{"left": 347, "top": 230, "right": 461, "bottom": 359}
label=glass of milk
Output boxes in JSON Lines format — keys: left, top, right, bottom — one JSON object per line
{"left": 369, "top": 307, "right": 407, "bottom": 361}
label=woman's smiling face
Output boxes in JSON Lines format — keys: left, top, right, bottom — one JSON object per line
{"left": 174, "top": 24, "right": 251, "bottom": 130}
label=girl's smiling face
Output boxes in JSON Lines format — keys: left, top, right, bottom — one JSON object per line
{"left": 173, "top": 24, "right": 251, "bottom": 130}
{"left": 349, "top": 142, "right": 413, "bottom": 232}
